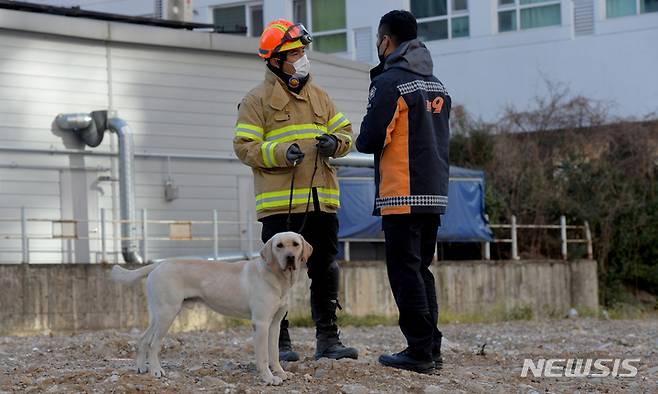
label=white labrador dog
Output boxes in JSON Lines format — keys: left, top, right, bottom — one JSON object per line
{"left": 110, "top": 231, "right": 312, "bottom": 385}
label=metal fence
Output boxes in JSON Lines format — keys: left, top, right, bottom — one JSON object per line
{"left": 486, "top": 215, "right": 593, "bottom": 261}
{"left": 339, "top": 215, "right": 593, "bottom": 262}
{"left": 2, "top": 208, "right": 593, "bottom": 264}
{"left": 0, "top": 207, "right": 260, "bottom": 264}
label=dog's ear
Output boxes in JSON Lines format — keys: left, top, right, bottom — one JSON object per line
{"left": 300, "top": 236, "right": 313, "bottom": 264}
{"left": 260, "top": 237, "right": 274, "bottom": 267}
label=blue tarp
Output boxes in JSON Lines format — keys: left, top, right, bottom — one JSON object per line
{"left": 336, "top": 166, "right": 493, "bottom": 242}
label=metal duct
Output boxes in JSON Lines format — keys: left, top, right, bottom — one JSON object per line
{"left": 55, "top": 112, "right": 105, "bottom": 147}
{"left": 107, "top": 117, "right": 143, "bottom": 263}
{"left": 55, "top": 111, "right": 143, "bottom": 263}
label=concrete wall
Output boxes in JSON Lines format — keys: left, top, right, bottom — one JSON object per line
{"left": 0, "top": 259, "right": 598, "bottom": 336}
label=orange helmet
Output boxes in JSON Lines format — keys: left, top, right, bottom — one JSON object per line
{"left": 258, "top": 19, "right": 312, "bottom": 59}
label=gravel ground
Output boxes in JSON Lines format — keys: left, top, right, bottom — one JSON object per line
{"left": 1, "top": 319, "right": 657, "bottom": 393}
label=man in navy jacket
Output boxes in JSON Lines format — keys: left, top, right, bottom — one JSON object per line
{"left": 356, "top": 10, "right": 451, "bottom": 373}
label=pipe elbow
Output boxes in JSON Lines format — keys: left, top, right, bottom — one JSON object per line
{"left": 122, "top": 249, "right": 143, "bottom": 264}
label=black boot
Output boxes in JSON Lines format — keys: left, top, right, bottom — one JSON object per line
{"left": 379, "top": 348, "right": 434, "bottom": 374}
{"left": 312, "top": 299, "right": 359, "bottom": 360}
{"left": 432, "top": 344, "right": 443, "bottom": 368}
{"left": 311, "top": 262, "right": 358, "bottom": 360}
{"left": 278, "top": 315, "right": 299, "bottom": 362}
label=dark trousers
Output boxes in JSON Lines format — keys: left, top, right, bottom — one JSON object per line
{"left": 260, "top": 211, "right": 340, "bottom": 343}
{"left": 382, "top": 213, "right": 443, "bottom": 358}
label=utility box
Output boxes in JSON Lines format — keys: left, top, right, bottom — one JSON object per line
{"left": 166, "top": 0, "right": 194, "bottom": 22}
{"left": 164, "top": 180, "right": 179, "bottom": 202}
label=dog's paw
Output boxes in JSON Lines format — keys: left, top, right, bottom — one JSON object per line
{"left": 137, "top": 366, "right": 148, "bottom": 374}
{"left": 262, "top": 374, "right": 283, "bottom": 386}
{"left": 150, "top": 368, "right": 166, "bottom": 378}
{"left": 275, "top": 370, "right": 293, "bottom": 381}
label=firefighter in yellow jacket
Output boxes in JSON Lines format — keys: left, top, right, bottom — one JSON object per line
{"left": 233, "top": 19, "right": 358, "bottom": 361}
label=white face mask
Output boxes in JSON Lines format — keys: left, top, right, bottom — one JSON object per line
{"left": 287, "top": 54, "right": 310, "bottom": 78}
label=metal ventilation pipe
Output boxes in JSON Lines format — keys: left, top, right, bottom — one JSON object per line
{"left": 55, "top": 111, "right": 143, "bottom": 263}
{"left": 107, "top": 117, "right": 142, "bottom": 263}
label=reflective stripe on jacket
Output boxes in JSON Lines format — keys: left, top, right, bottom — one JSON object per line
{"left": 234, "top": 69, "right": 353, "bottom": 219}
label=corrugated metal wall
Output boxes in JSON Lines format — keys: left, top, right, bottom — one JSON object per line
{"left": 0, "top": 19, "right": 369, "bottom": 263}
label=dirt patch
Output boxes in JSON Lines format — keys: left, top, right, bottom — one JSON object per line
{"left": 1, "top": 319, "right": 657, "bottom": 393}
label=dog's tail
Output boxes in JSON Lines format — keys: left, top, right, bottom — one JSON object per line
{"left": 111, "top": 263, "right": 159, "bottom": 285}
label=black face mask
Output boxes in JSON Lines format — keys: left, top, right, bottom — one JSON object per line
{"left": 370, "top": 36, "right": 389, "bottom": 80}
{"left": 376, "top": 36, "right": 389, "bottom": 63}
{"left": 267, "top": 57, "right": 308, "bottom": 94}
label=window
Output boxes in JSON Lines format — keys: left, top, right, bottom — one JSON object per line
{"left": 250, "top": 6, "right": 264, "bottom": 37}
{"left": 212, "top": 3, "right": 263, "bottom": 37}
{"left": 293, "top": 0, "right": 308, "bottom": 27}
{"left": 606, "top": 0, "right": 658, "bottom": 18}
{"left": 311, "top": 0, "right": 348, "bottom": 53}
{"left": 411, "top": 0, "right": 470, "bottom": 42}
{"left": 292, "top": 0, "right": 347, "bottom": 54}
{"left": 497, "top": 0, "right": 561, "bottom": 32}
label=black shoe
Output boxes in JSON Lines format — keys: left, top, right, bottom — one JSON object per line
{"left": 315, "top": 341, "right": 358, "bottom": 360}
{"left": 432, "top": 350, "right": 443, "bottom": 369}
{"left": 378, "top": 348, "right": 434, "bottom": 374}
{"left": 279, "top": 347, "right": 300, "bottom": 362}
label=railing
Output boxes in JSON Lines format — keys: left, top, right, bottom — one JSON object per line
{"left": 0, "top": 207, "right": 260, "bottom": 264}
{"left": 2, "top": 209, "right": 593, "bottom": 264}
{"left": 339, "top": 215, "right": 593, "bottom": 262}
{"left": 486, "top": 215, "right": 593, "bottom": 261}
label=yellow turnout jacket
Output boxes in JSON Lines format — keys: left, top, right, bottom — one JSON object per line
{"left": 234, "top": 69, "right": 353, "bottom": 219}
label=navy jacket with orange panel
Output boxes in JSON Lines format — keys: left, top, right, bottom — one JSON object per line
{"left": 356, "top": 39, "right": 451, "bottom": 216}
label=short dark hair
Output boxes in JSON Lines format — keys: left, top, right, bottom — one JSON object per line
{"left": 379, "top": 10, "right": 417, "bottom": 44}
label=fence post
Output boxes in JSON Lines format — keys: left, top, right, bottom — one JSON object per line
{"left": 344, "top": 241, "right": 351, "bottom": 262}
{"left": 584, "top": 220, "right": 593, "bottom": 260}
{"left": 213, "top": 209, "right": 219, "bottom": 261}
{"left": 247, "top": 210, "right": 254, "bottom": 259}
{"left": 484, "top": 213, "right": 491, "bottom": 260}
{"left": 142, "top": 208, "right": 148, "bottom": 263}
{"left": 511, "top": 215, "right": 519, "bottom": 260}
{"left": 101, "top": 208, "right": 107, "bottom": 263}
{"left": 21, "top": 206, "right": 29, "bottom": 264}
{"left": 560, "top": 215, "right": 567, "bottom": 260}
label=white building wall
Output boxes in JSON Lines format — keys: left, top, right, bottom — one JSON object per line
{"left": 177, "top": 0, "right": 658, "bottom": 121}
{"left": 0, "top": 30, "right": 110, "bottom": 263}
{"left": 0, "top": 8, "right": 369, "bottom": 263}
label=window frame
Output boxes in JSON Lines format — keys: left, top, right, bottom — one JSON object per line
{"left": 412, "top": 0, "right": 470, "bottom": 41}
{"left": 497, "top": 0, "right": 562, "bottom": 33}
{"left": 606, "top": 0, "right": 658, "bottom": 18}
{"left": 211, "top": 1, "right": 264, "bottom": 37}
{"left": 299, "top": 0, "right": 349, "bottom": 54}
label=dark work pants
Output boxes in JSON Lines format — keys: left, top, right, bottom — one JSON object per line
{"left": 382, "top": 213, "right": 443, "bottom": 358}
{"left": 260, "top": 211, "right": 340, "bottom": 344}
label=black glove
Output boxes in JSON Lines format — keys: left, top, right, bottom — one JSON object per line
{"left": 286, "top": 143, "right": 305, "bottom": 165}
{"left": 315, "top": 134, "right": 338, "bottom": 157}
